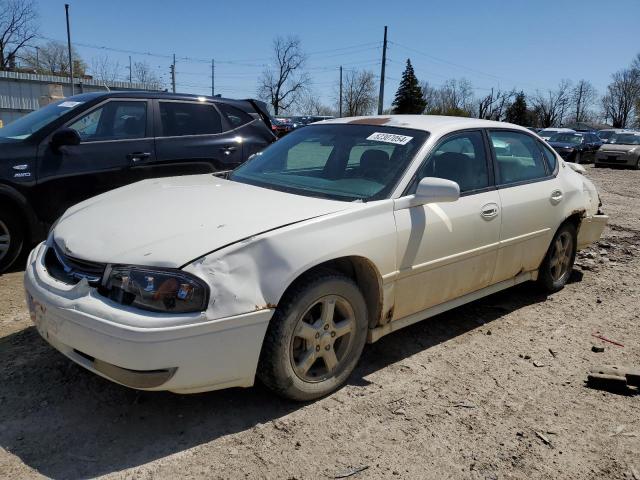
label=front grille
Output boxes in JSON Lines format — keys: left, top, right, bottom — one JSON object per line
{"left": 44, "top": 243, "right": 106, "bottom": 286}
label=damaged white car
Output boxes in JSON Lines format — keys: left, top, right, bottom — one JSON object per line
{"left": 25, "top": 116, "right": 608, "bottom": 400}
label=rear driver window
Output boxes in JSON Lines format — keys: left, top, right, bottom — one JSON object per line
{"left": 159, "top": 102, "right": 222, "bottom": 136}
{"left": 490, "top": 131, "right": 548, "bottom": 185}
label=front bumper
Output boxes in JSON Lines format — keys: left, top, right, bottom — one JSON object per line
{"left": 24, "top": 242, "right": 274, "bottom": 393}
{"left": 556, "top": 149, "right": 576, "bottom": 160}
{"left": 595, "top": 151, "right": 638, "bottom": 166}
{"left": 577, "top": 214, "right": 609, "bottom": 250}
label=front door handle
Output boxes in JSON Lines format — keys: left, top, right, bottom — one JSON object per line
{"left": 480, "top": 203, "right": 499, "bottom": 219}
{"left": 550, "top": 190, "right": 563, "bottom": 204}
{"left": 127, "top": 152, "right": 151, "bottom": 163}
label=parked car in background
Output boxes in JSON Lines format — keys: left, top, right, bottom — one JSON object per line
{"left": 595, "top": 131, "right": 640, "bottom": 169}
{"left": 538, "top": 127, "right": 575, "bottom": 141}
{"left": 25, "top": 115, "right": 607, "bottom": 400}
{"left": 597, "top": 128, "right": 627, "bottom": 144}
{"left": 0, "top": 91, "right": 275, "bottom": 272}
{"left": 548, "top": 131, "right": 602, "bottom": 163}
{"left": 271, "top": 118, "right": 294, "bottom": 137}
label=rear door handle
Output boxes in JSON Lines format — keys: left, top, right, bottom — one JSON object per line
{"left": 220, "top": 146, "right": 237, "bottom": 155}
{"left": 127, "top": 152, "right": 151, "bottom": 163}
{"left": 550, "top": 190, "right": 563, "bottom": 203}
{"left": 480, "top": 203, "right": 499, "bottom": 219}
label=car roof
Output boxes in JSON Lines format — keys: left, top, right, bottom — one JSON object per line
{"left": 65, "top": 90, "right": 253, "bottom": 107}
{"left": 320, "top": 115, "right": 533, "bottom": 137}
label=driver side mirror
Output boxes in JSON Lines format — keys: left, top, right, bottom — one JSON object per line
{"left": 397, "top": 177, "right": 460, "bottom": 209}
{"left": 51, "top": 128, "right": 81, "bottom": 151}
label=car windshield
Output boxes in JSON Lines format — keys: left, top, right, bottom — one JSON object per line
{"left": 612, "top": 133, "right": 640, "bottom": 145}
{"left": 0, "top": 99, "right": 85, "bottom": 142}
{"left": 598, "top": 131, "right": 616, "bottom": 140}
{"left": 230, "top": 124, "right": 428, "bottom": 201}
{"left": 539, "top": 130, "right": 558, "bottom": 137}
{"left": 550, "top": 133, "right": 583, "bottom": 144}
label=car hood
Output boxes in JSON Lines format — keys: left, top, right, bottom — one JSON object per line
{"left": 599, "top": 144, "right": 639, "bottom": 153}
{"left": 548, "top": 142, "right": 577, "bottom": 149}
{"left": 53, "top": 175, "right": 349, "bottom": 267}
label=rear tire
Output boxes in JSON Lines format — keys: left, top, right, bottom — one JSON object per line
{"left": 634, "top": 157, "right": 640, "bottom": 170}
{"left": 258, "top": 271, "right": 368, "bottom": 401}
{"left": 538, "top": 222, "right": 577, "bottom": 293}
{"left": 0, "top": 208, "right": 25, "bottom": 273}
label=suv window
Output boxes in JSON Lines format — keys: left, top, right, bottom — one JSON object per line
{"left": 490, "top": 130, "right": 548, "bottom": 185}
{"left": 411, "top": 130, "right": 489, "bottom": 194}
{"left": 69, "top": 101, "right": 147, "bottom": 142}
{"left": 217, "top": 103, "right": 253, "bottom": 129}
{"left": 159, "top": 102, "right": 222, "bottom": 136}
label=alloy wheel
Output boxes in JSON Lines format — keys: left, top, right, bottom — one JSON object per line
{"left": 549, "top": 231, "right": 573, "bottom": 281}
{"left": 290, "top": 295, "right": 356, "bottom": 382}
{"left": 0, "top": 220, "right": 10, "bottom": 263}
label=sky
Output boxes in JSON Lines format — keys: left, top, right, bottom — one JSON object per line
{"left": 35, "top": 0, "right": 640, "bottom": 113}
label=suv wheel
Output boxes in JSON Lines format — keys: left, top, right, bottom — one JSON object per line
{"left": 0, "top": 208, "right": 25, "bottom": 273}
{"left": 258, "top": 271, "right": 368, "bottom": 401}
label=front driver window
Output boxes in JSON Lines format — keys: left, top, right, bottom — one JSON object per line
{"left": 411, "top": 130, "right": 489, "bottom": 194}
{"left": 69, "top": 101, "right": 147, "bottom": 142}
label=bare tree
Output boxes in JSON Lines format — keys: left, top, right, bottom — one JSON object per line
{"left": 258, "top": 36, "right": 309, "bottom": 115}
{"left": 341, "top": 69, "right": 377, "bottom": 116}
{"left": 602, "top": 68, "right": 640, "bottom": 128}
{"left": 23, "top": 40, "right": 86, "bottom": 76}
{"left": 421, "top": 81, "right": 438, "bottom": 111}
{"left": 90, "top": 55, "right": 121, "bottom": 84}
{"left": 477, "top": 89, "right": 514, "bottom": 120}
{"left": 424, "top": 78, "right": 475, "bottom": 116}
{"left": 569, "top": 79, "right": 598, "bottom": 123}
{"left": 296, "top": 92, "right": 334, "bottom": 116}
{"left": 132, "top": 61, "right": 163, "bottom": 89}
{"left": 0, "top": 0, "right": 38, "bottom": 70}
{"left": 530, "top": 80, "right": 571, "bottom": 127}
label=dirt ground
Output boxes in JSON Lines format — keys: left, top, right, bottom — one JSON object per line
{"left": 0, "top": 165, "right": 639, "bottom": 480}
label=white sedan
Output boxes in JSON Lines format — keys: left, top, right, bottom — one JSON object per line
{"left": 24, "top": 116, "right": 608, "bottom": 400}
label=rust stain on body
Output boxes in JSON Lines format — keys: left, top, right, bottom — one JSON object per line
{"left": 347, "top": 117, "right": 392, "bottom": 125}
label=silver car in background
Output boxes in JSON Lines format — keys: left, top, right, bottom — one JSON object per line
{"left": 595, "top": 131, "right": 640, "bottom": 169}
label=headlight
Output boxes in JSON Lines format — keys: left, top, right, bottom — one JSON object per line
{"left": 103, "top": 266, "right": 209, "bottom": 313}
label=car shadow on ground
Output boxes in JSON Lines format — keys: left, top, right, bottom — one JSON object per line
{"left": 0, "top": 280, "right": 551, "bottom": 479}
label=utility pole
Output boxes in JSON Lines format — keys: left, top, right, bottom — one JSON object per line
{"left": 35, "top": 46, "right": 39, "bottom": 70}
{"left": 377, "top": 25, "right": 388, "bottom": 115}
{"left": 129, "top": 56, "right": 132, "bottom": 83}
{"left": 64, "top": 4, "right": 74, "bottom": 96}
{"left": 171, "top": 54, "right": 176, "bottom": 93}
{"left": 339, "top": 66, "right": 343, "bottom": 118}
{"left": 211, "top": 58, "right": 215, "bottom": 97}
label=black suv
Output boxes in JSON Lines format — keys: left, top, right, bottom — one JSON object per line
{"left": 0, "top": 91, "right": 275, "bottom": 271}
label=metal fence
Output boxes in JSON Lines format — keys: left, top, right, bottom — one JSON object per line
{"left": 0, "top": 70, "right": 163, "bottom": 126}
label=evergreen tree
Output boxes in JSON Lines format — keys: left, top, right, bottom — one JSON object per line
{"left": 392, "top": 59, "right": 426, "bottom": 114}
{"left": 505, "top": 92, "right": 529, "bottom": 125}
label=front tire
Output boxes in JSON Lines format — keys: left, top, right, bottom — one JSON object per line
{"left": 258, "top": 271, "right": 368, "bottom": 401}
{"left": 538, "top": 222, "right": 577, "bottom": 292}
{"left": 0, "top": 208, "right": 25, "bottom": 273}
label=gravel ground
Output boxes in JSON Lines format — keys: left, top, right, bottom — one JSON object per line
{"left": 0, "top": 165, "right": 638, "bottom": 480}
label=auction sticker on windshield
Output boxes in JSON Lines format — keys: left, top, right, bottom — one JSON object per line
{"left": 367, "top": 132, "right": 413, "bottom": 145}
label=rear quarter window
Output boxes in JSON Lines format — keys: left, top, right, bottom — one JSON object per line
{"left": 218, "top": 103, "right": 253, "bottom": 129}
